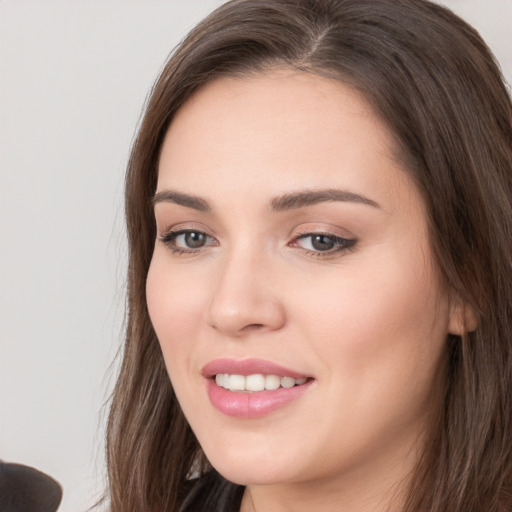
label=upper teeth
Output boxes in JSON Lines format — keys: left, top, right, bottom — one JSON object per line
{"left": 215, "top": 373, "right": 307, "bottom": 392}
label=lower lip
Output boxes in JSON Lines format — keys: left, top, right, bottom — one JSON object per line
{"left": 205, "top": 378, "right": 313, "bottom": 418}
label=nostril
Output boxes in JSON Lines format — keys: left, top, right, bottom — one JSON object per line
{"left": 241, "top": 323, "right": 265, "bottom": 332}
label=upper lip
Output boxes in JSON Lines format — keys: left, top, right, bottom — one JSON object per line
{"left": 201, "top": 358, "right": 310, "bottom": 379}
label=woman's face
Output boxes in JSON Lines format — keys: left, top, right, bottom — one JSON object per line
{"left": 147, "top": 71, "right": 459, "bottom": 496}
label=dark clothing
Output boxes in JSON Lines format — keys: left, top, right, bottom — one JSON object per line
{"left": 180, "top": 470, "right": 244, "bottom": 512}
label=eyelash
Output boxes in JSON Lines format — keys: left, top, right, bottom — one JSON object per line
{"left": 159, "top": 229, "right": 357, "bottom": 258}
{"left": 159, "top": 229, "right": 218, "bottom": 256}
{"left": 292, "top": 232, "right": 357, "bottom": 257}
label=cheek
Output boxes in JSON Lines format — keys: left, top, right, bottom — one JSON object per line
{"left": 147, "top": 250, "right": 206, "bottom": 324}
{"left": 146, "top": 256, "right": 213, "bottom": 434}
{"left": 298, "top": 249, "right": 449, "bottom": 389}
{"left": 286, "top": 255, "right": 450, "bottom": 469}
{"left": 146, "top": 255, "right": 207, "bottom": 374}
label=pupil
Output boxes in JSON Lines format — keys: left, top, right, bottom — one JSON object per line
{"left": 185, "top": 232, "right": 206, "bottom": 248}
{"left": 312, "top": 235, "right": 334, "bottom": 251}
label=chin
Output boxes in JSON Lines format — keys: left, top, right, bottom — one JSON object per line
{"left": 209, "top": 458, "right": 289, "bottom": 486}
{"left": 201, "top": 438, "right": 299, "bottom": 486}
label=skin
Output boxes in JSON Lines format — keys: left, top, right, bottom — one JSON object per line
{"left": 146, "top": 70, "right": 465, "bottom": 511}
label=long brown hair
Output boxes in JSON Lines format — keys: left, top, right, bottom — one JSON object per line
{"left": 105, "top": 1, "right": 512, "bottom": 510}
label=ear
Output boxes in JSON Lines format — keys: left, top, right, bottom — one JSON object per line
{"left": 448, "top": 298, "right": 479, "bottom": 336}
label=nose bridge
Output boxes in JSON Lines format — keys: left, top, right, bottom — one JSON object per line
{"left": 207, "top": 240, "right": 285, "bottom": 337}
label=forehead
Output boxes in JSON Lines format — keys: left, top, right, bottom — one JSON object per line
{"left": 162, "top": 69, "right": 392, "bottom": 160}
{"left": 157, "top": 69, "right": 413, "bottom": 213}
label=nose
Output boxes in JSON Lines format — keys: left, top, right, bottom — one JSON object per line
{"left": 206, "top": 249, "right": 286, "bottom": 338}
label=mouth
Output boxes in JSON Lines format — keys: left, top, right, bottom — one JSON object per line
{"left": 202, "top": 359, "right": 314, "bottom": 418}
{"left": 214, "top": 373, "right": 308, "bottom": 392}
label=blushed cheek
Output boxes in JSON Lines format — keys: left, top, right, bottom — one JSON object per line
{"left": 146, "top": 258, "right": 211, "bottom": 386}
{"left": 303, "top": 262, "right": 448, "bottom": 376}
{"left": 147, "top": 264, "right": 182, "bottom": 362}
{"left": 146, "top": 264, "right": 195, "bottom": 402}
{"left": 146, "top": 261, "right": 171, "bottom": 342}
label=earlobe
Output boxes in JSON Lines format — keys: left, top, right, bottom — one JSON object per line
{"left": 448, "top": 299, "right": 479, "bottom": 335}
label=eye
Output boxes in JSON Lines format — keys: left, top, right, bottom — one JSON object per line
{"left": 292, "top": 233, "right": 356, "bottom": 256}
{"left": 159, "top": 229, "right": 217, "bottom": 253}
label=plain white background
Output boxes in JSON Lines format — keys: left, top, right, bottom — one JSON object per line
{"left": 1, "top": 1, "right": 510, "bottom": 511}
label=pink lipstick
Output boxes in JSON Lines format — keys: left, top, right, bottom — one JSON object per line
{"left": 202, "top": 358, "right": 314, "bottom": 418}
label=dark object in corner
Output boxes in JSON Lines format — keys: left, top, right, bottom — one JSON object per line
{"left": 0, "top": 461, "right": 62, "bottom": 512}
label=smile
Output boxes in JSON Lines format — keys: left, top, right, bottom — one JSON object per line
{"left": 202, "top": 359, "right": 314, "bottom": 418}
{"left": 215, "top": 373, "right": 307, "bottom": 392}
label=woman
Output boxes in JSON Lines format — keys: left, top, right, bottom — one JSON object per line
{"left": 105, "top": 0, "right": 512, "bottom": 510}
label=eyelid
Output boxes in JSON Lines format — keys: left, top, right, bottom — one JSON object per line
{"left": 290, "top": 222, "right": 356, "bottom": 240}
{"left": 288, "top": 223, "right": 358, "bottom": 257}
{"left": 158, "top": 224, "right": 218, "bottom": 255}
{"left": 157, "top": 221, "right": 357, "bottom": 257}
{"left": 160, "top": 228, "right": 216, "bottom": 243}
{"left": 157, "top": 219, "right": 212, "bottom": 233}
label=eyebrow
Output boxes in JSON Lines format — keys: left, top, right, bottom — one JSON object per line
{"left": 153, "top": 190, "right": 211, "bottom": 212}
{"left": 269, "top": 188, "right": 380, "bottom": 211}
{"left": 152, "top": 188, "right": 380, "bottom": 212}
